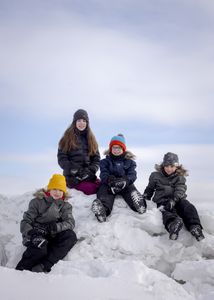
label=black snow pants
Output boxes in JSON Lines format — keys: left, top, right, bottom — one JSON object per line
{"left": 16, "top": 229, "right": 77, "bottom": 272}
{"left": 158, "top": 199, "right": 202, "bottom": 232}
{"left": 97, "top": 183, "right": 139, "bottom": 216}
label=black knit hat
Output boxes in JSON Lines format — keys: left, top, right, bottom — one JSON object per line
{"left": 163, "top": 152, "right": 179, "bottom": 166}
{"left": 73, "top": 109, "right": 89, "bottom": 123}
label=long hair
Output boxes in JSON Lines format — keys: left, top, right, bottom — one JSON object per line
{"left": 58, "top": 122, "right": 98, "bottom": 155}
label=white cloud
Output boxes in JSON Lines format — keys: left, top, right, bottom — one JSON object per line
{"left": 1, "top": 10, "right": 214, "bottom": 126}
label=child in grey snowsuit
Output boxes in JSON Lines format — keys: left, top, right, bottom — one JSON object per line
{"left": 91, "top": 134, "right": 146, "bottom": 222}
{"left": 16, "top": 174, "right": 77, "bottom": 273}
{"left": 143, "top": 152, "right": 205, "bottom": 241}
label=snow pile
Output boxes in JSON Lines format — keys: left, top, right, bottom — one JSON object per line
{"left": 0, "top": 190, "right": 214, "bottom": 300}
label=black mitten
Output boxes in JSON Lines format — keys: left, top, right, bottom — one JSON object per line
{"left": 33, "top": 224, "right": 48, "bottom": 236}
{"left": 114, "top": 177, "right": 128, "bottom": 189}
{"left": 31, "top": 236, "right": 47, "bottom": 248}
{"left": 43, "top": 222, "right": 58, "bottom": 235}
{"left": 107, "top": 175, "right": 117, "bottom": 187}
{"left": 164, "top": 199, "right": 176, "bottom": 211}
{"left": 110, "top": 179, "right": 126, "bottom": 194}
{"left": 70, "top": 169, "right": 78, "bottom": 175}
{"left": 28, "top": 229, "right": 47, "bottom": 248}
{"left": 76, "top": 168, "right": 88, "bottom": 181}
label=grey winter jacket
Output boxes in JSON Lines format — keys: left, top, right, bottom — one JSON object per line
{"left": 144, "top": 165, "right": 187, "bottom": 204}
{"left": 20, "top": 189, "right": 75, "bottom": 245}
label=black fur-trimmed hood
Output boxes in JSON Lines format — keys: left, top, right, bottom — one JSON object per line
{"left": 103, "top": 149, "right": 136, "bottom": 160}
{"left": 155, "top": 164, "right": 188, "bottom": 177}
{"left": 33, "top": 188, "right": 71, "bottom": 201}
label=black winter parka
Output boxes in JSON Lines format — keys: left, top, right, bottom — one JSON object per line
{"left": 100, "top": 151, "right": 137, "bottom": 185}
{"left": 57, "top": 131, "right": 100, "bottom": 177}
{"left": 144, "top": 166, "right": 187, "bottom": 204}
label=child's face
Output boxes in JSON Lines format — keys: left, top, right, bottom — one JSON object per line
{"left": 164, "top": 165, "right": 177, "bottom": 175}
{"left": 111, "top": 145, "right": 123, "bottom": 156}
{"left": 76, "top": 119, "right": 87, "bottom": 131}
{"left": 49, "top": 189, "right": 64, "bottom": 200}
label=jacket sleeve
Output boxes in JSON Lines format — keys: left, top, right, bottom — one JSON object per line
{"left": 88, "top": 150, "right": 100, "bottom": 174}
{"left": 57, "top": 148, "right": 79, "bottom": 173}
{"left": 143, "top": 173, "right": 156, "bottom": 200}
{"left": 20, "top": 198, "right": 39, "bottom": 235}
{"left": 174, "top": 176, "right": 187, "bottom": 201}
{"left": 126, "top": 160, "right": 137, "bottom": 184}
{"left": 100, "top": 159, "right": 111, "bottom": 184}
{"left": 56, "top": 202, "right": 75, "bottom": 233}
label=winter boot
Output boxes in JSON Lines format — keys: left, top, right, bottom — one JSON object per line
{"left": 168, "top": 218, "right": 183, "bottom": 240}
{"left": 31, "top": 263, "right": 46, "bottom": 273}
{"left": 31, "top": 263, "right": 50, "bottom": 273}
{"left": 131, "top": 190, "right": 147, "bottom": 214}
{"left": 91, "top": 199, "right": 106, "bottom": 222}
{"left": 190, "top": 225, "right": 205, "bottom": 241}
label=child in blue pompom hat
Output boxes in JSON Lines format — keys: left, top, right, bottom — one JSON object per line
{"left": 91, "top": 134, "right": 147, "bottom": 222}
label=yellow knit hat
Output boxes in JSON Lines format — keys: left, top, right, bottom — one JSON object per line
{"left": 47, "top": 174, "right": 67, "bottom": 193}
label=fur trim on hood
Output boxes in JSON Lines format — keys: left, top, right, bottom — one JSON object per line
{"left": 33, "top": 188, "right": 71, "bottom": 200}
{"left": 104, "top": 149, "right": 136, "bottom": 160}
{"left": 155, "top": 164, "right": 188, "bottom": 177}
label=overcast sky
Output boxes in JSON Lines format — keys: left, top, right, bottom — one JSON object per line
{"left": 0, "top": 0, "right": 214, "bottom": 195}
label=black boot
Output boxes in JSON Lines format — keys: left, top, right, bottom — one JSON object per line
{"left": 131, "top": 190, "right": 147, "bottom": 214}
{"left": 168, "top": 218, "right": 183, "bottom": 240}
{"left": 190, "top": 225, "right": 205, "bottom": 241}
{"left": 31, "top": 263, "right": 46, "bottom": 273}
{"left": 91, "top": 199, "right": 107, "bottom": 222}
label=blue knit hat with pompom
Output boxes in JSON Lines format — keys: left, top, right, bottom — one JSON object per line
{"left": 109, "top": 134, "right": 126, "bottom": 152}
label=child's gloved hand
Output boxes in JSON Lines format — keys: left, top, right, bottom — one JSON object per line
{"left": 43, "top": 222, "right": 58, "bottom": 235}
{"left": 164, "top": 199, "right": 176, "bottom": 211}
{"left": 114, "top": 177, "right": 129, "bottom": 188}
{"left": 70, "top": 169, "right": 78, "bottom": 175}
{"left": 77, "top": 168, "right": 94, "bottom": 181}
{"left": 33, "top": 224, "right": 48, "bottom": 236}
{"left": 28, "top": 229, "right": 47, "bottom": 248}
{"left": 31, "top": 235, "right": 47, "bottom": 248}
{"left": 107, "top": 175, "right": 117, "bottom": 187}
{"left": 110, "top": 177, "right": 128, "bottom": 194}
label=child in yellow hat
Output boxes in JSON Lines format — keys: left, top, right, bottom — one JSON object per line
{"left": 16, "top": 174, "right": 77, "bottom": 273}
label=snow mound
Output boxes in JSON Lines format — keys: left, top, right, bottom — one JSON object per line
{"left": 0, "top": 190, "right": 214, "bottom": 300}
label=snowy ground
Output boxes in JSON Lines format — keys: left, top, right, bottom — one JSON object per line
{"left": 0, "top": 189, "right": 214, "bottom": 300}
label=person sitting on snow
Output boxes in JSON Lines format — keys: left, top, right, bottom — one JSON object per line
{"left": 91, "top": 134, "right": 146, "bottom": 222}
{"left": 57, "top": 109, "right": 101, "bottom": 195}
{"left": 16, "top": 174, "right": 77, "bottom": 273}
{"left": 142, "top": 152, "right": 205, "bottom": 241}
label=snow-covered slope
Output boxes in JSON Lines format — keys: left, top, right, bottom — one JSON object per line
{"left": 0, "top": 190, "right": 214, "bottom": 300}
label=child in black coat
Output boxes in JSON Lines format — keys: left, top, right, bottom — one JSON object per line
{"left": 58, "top": 109, "right": 100, "bottom": 195}
{"left": 143, "top": 152, "right": 205, "bottom": 241}
{"left": 91, "top": 134, "right": 146, "bottom": 222}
